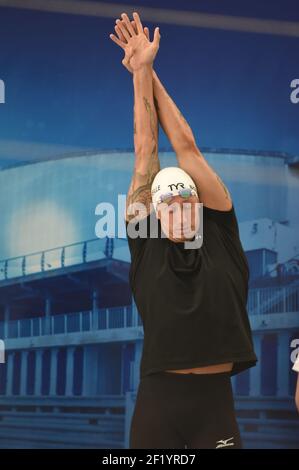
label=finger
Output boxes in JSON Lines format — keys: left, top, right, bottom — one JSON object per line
{"left": 144, "top": 26, "right": 150, "bottom": 41}
{"left": 133, "top": 11, "right": 143, "bottom": 34}
{"left": 153, "top": 26, "right": 160, "bottom": 47}
{"left": 120, "top": 19, "right": 132, "bottom": 42}
{"left": 109, "top": 33, "right": 125, "bottom": 50}
{"left": 131, "top": 17, "right": 147, "bottom": 39}
{"left": 121, "top": 12, "right": 136, "bottom": 36}
{"left": 115, "top": 24, "right": 127, "bottom": 43}
{"left": 131, "top": 20, "right": 138, "bottom": 35}
{"left": 115, "top": 18, "right": 130, "bottom": 42}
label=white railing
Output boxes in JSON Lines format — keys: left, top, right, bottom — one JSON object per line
{"left": 0, "top": 305, "right": 142, "bottom": 339}
{"left": 1, "top": 283, "right": 298, "bottom": 340}
{"left": 0, "top": 236, "right": 127, "bottom": 281}
{"left": 248, "top": 283, "right": 299, "bottom": 315}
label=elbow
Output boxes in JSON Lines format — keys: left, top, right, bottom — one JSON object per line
{"left": 174, "top": 138, "right": 202, "bottom": 160}
{"left": 173, "top": 130, "right": 197, "bottom": 152}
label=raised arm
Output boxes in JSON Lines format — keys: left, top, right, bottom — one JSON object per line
{"left": 110, "top": 17, "right": 232, "bottom": 212}
{"left": 111, "top": 12, "right": 161, "bottom": 222}
{"left": 126, "top": 64, "right": 160, "bottom": 222}
{"left": 152, "top": 69, "right": 232, "bottom": 211}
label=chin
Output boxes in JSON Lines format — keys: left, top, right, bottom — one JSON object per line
{"left": 162, "top": 225, "right": 196, "bottom": 242}
{"left": 171, "top": 234, "right": 193, "bottom": 243}
{"left": 173, "top": 231, "right": 195, "bottom": 240}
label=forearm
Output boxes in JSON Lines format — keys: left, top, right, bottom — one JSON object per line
{"left": 152, "top": 69, "right": 196, "bottom": 153}
{"left": 133, "top": 64, "right": 159, "bottom": 168}
{"left": 151, "top": 70, "right": 232, "bottom": 209}
{"left": 126, "top": 64, "right": 160, "bottom": 219}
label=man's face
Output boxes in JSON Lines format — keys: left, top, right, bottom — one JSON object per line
{"left": 156, "top": 195, "right": 200, "bottom": 242}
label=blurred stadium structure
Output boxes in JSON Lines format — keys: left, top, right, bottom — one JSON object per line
{"left": 0, "top": 149, "right": 298, "bottom": 448}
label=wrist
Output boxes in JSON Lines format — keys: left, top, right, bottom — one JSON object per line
{"left": 133, "top": 63, "right": 153, "bottom": 75}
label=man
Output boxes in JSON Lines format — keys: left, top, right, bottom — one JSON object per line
{"left": 110, "top": 12, "right": 257, "bottom": 449}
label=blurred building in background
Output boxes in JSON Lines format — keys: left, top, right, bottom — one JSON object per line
{"left": 0, "top": 149, "right": 298, "bottom": 448}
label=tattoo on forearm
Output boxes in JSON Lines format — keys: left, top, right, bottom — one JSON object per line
{"left": 127, "top": 160, "right": 160, "bottom": 220}
{"left": 144, "top": 96, "right": 160, "bottom": 188}
{"left": 127, "top": 95, "right": 160, "bottom": 220}
{"left": 127, "top": 157, "right": 160, "bottom": 219}
{"left": 143, "top": 96, "right": 157, "bottom": 143}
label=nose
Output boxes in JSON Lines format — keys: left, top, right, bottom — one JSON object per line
{"left": 182, "top": 207, "right": 192, "bottom": 226}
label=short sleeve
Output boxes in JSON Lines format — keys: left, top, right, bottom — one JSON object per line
{"left": 125, "top": 214, "right": 151, "bottom": 264}
{"left": 203, "top": 203, "right": 239, "bottom": 236}
{"left": 293, "top": 355, "right": 299, "bottom": 372}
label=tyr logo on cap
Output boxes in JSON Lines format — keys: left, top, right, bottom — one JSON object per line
{"left": 168, "top": 182, "right": 185, "bottom": 191}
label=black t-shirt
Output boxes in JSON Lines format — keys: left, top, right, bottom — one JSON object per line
{"left": 125, "top": 204, "right": 257, "bottom": 379}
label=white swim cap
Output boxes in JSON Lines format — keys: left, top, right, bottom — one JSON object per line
{"left": 151, "top": 167, "right": 199, "bottom": 212}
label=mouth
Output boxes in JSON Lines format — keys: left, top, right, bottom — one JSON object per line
{"left": 173, "top": 228, "right": 194, "bottom": 237}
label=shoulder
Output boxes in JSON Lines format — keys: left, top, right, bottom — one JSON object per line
{"left": 203, "top": 202, "right": 239, "bottom": 236}
{"left": 125, "top": 210, "right": 158, "bottom": 260}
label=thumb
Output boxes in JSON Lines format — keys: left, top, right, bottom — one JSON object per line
{"left": 126, "top": 47, "right": 134, "bottom": 60}
{"left": 153, "top": 27, "right": 160, "bottom": 47}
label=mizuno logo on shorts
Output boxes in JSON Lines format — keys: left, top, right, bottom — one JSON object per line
{"left": 215, "top": 437, "right": 235, "bottom": 448}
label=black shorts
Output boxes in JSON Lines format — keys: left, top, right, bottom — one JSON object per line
{"left": 129, "top": 370, "right": 242, "bottom": 449}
